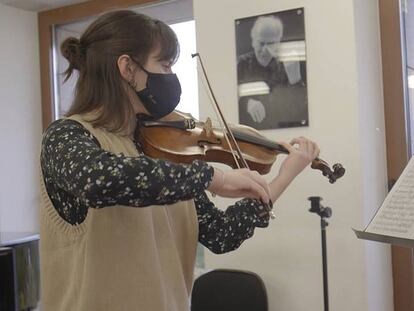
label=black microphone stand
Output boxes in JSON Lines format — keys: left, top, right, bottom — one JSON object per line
{"left": 308, "top": 196, "right": 332, "bottom": 311}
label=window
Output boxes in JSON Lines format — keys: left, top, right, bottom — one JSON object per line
{"left": 402, "top": 0, "right": 414, "bottom": 153}
{"left": 170, "top": 20, "right": 199, "bottom": 119}
{"left": 52, "top": 9, "right": 198, "bottom": 119}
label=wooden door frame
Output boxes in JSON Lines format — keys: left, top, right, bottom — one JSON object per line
{"left": 38, "top": 0, "right": 157, "bottom": 130}
{"left": 379, "top": 0, "right": 414, "bottom": 310}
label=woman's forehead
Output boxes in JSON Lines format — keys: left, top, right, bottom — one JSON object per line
{"left": 146, "top": 41, "right": 175, "bottom": 64}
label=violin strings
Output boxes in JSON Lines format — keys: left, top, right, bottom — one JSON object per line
{"left": 198, "top": 69, "right": 241, "bottom": 169}
{"left": 211, "top": 97, "right": 242, "bottom": 170}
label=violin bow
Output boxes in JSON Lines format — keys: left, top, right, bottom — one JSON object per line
{"left": 192, "top": 53, "right": 276, "bottom": 219}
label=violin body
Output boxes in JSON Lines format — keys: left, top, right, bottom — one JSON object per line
{"left": 137, "top": 111, "right": 277, "bottom": 174}
{"left": 136, "top": 111, "right": 345, "bottom": 183}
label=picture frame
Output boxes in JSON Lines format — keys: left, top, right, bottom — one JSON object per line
{"left": 235, "top": 8, "right": 308, "bottom": 130}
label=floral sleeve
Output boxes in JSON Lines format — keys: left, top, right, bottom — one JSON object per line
{"left": 195, "top": 191, "right": 270, "bottom": 254}
{"left": 40, "top": 119, "right": 214, "bottom": 225}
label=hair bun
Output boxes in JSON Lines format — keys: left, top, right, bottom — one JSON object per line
{"left": 61, "top": 37, "right": 85, "bottom": 71}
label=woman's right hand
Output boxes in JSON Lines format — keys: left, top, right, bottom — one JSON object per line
{"left": 207, "top": 168, "right": 270, "bottom": 203}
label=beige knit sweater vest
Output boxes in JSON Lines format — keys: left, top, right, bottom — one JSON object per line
{"left": 40, "top": 114, "right": 198, "bottom": 311}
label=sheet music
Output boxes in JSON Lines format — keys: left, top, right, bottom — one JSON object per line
{"left": 366, "top": 156, "right": 414, "bottom": 239}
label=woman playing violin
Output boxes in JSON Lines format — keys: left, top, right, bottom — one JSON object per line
{"left": 39, "top": 10, "right": 319, "bottom": 311}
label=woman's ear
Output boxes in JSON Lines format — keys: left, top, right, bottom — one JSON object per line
{"left": 117, "top": 54, "right": 135, "bottom": 82}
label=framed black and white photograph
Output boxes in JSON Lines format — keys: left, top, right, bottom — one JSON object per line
{"left": 235, "top": 8, "right": 308, "bottom": 130}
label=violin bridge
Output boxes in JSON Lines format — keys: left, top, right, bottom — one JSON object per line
{"left": 203, "top": 117, "right": 213, "bottom": 137}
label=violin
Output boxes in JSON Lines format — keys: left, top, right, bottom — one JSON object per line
{"left": 136, "top": 53, "right": 344, "bottom": 219}
{"left": 136, "top": 110, "right": 345, "bottom": 184}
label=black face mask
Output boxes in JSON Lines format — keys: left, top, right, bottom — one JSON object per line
{"left": 133, "top": 61, "right": 182, "bottom": 120}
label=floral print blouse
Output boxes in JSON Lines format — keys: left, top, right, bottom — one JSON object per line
{"left": 40, "top": 119, "right": 270, "bottom": 254}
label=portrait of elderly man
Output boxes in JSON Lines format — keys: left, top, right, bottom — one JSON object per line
{"left": 236, "top": 9, "right": 308, "bottom": 130}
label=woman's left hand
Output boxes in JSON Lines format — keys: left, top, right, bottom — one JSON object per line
{"left": 277, "top": 136, "right": 320, "bottom": 181}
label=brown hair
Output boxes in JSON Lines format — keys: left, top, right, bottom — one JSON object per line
{"left": 61, "top": 10, "right": 179, "bottom": 132}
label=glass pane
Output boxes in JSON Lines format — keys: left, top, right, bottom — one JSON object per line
{"left": 403, "top": 0, "right": 414, "bottom": 154}
{"left": 53, "top": 25, "right": 82, "bottom": 119}
{"left": 170, "top": 20, "right": 198, "bottom": 119}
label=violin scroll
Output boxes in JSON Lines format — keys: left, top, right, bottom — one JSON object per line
{"left": 331, "top": 163, "right": 346, "bottom": 183}
{"left": 311, "top": 159, "right": 345, "bottom": 184}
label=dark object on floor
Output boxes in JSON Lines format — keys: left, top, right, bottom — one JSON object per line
{"left": 0, "top": 232, "right": 40, "bottom": 311}
{"left": 191, "top": 269, "right": 268, "bottom": 311}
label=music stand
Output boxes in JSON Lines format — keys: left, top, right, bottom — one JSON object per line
{"left": 308, "top": 196, "right": 332, "bottom": 311}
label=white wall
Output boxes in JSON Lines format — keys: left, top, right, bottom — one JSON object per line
{"left": 0, "top": 3, "right": 42, "bottom": 233}
{"left": 193, "top": 0, "right": 392, "bottom": 310}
